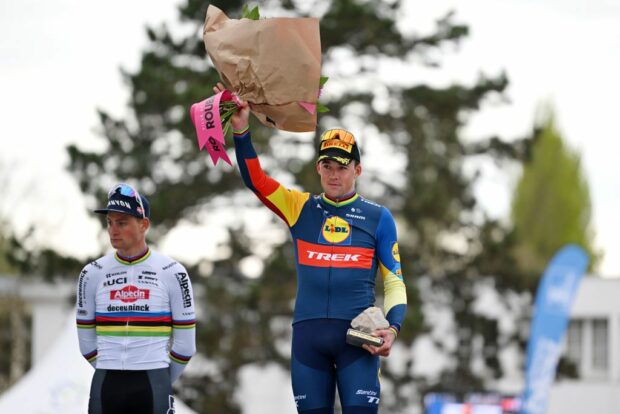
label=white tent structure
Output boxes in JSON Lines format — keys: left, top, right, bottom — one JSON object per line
{"left": 0, "top": 316, "right": 197, "bottom": 414}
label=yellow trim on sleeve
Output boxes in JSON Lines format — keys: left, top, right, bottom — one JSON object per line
{"left": 266, "top": 187, "right": 310, "bottom": 227}
{"left": 379, "top": 261, "right": 407, "bottom": 317}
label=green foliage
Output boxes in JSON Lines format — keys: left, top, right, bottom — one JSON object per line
{"left": 4, "top": 230, "right": 85, "bottom": 280}
{"left": 317, "top": 76, "right": 330, "bottom": 112}
{"left": 511, "top": 114, "right": 597, "bottom": 281}
{"left": 0, "top": 298, "right": 31, "bottom": 394}
{"left": 0, "top": 205, "right": 81, "bottom": 279}
{"left": 316, "top": 102, "right": 330, "bottom": 113}
{"left": 65, "top": 0, "right": 531, "bottom": 411}
{"left": 0, "top": 164, "right": 19, "bottom": 274}
{"left": 0, "top": 233, "right": 14, "bottom": 274}
{"left": 241, "top": 4, "right": 260, "bottom": 20}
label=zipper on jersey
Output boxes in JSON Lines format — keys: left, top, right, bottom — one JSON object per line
{"left": 327, "top": 241, "right": 333, "bottom": 318}
{"left": 326, "top": 202, "right": 342, "bottom": 319}
{"left": 121, "top": 266, "right": 133, "bottom": 369}
{"left": 322, "top": 194, "right": 354, "bottom": 319}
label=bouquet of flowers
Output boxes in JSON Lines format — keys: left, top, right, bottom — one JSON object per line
{"left": 190, "top": 5, "right": 325, "bottom": 165}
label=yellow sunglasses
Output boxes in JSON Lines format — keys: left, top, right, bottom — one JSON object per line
{"left": 319, "top": 129, "right": 356, "bottom": 145}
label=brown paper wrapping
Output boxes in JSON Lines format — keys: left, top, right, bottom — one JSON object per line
{"left": 203, "top": 5, "right": 321, "bottom": 132}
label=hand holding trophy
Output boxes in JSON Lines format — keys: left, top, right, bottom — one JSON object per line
{"left": 346, "top": 307, "right": 389, "bottom": 347}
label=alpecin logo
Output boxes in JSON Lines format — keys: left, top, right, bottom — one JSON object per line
{"left": 175, "top": 272, "right": 192, "bottom": 308}
{"left": 110, "top": 285, "right": 150, "bottom": 303}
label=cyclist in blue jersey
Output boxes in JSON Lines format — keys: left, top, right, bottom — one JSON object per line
{"left": 214, "top": 84, "right": 407, "bottom": 414}
{"left": 76, "top": 183, "right": 196, "bottom": 414}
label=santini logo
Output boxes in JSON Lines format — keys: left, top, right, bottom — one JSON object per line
{"left": 356, "top": 389, "right": 379, "bottom": 404}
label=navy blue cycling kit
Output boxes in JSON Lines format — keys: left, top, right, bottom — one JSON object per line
{"left": 234, "top": 129, "right": 407, "bottom": 413}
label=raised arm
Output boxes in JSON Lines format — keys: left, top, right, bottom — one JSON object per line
{"left": 212, "top": 83, "right": 310, "bottom": 227}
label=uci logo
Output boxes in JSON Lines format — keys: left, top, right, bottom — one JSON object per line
{"left": 321, "top": 216, "right": 352, "bottom": 244}
{"left": 104, "top": 277, "right": 127, "bottom": 287}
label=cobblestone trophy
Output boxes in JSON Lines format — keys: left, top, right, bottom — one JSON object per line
{"left": 346, "top": 307, "right": 389, "bottom": 347}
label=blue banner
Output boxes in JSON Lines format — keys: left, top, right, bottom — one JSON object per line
{"left": 520, "top": 244, "right": 589, "bottom": 414}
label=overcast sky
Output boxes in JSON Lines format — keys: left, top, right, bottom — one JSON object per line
{"left": 1, "top": 0, "right": 619, "bottom": 276}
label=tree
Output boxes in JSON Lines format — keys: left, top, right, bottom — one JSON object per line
{"left": 0, "top": 231, "right": 13, "bottom": 274}
{"left": 0, "top": 163, "right": 74, "bottom": 393}
{"left": 511, "top": 112, "right": 597, "bottom": 281}
{"left": 0, "top": 161, "right": 18, "bottom": 274}
{"left": 66, "top": 1, "right": 531, "bottom": 412}
{"left": 0, "top": 160, "right": 83, "bottom": 279}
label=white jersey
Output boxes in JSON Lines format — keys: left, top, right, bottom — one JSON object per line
{"left": 76, "top": 248, "right": 196, "bottom": 380}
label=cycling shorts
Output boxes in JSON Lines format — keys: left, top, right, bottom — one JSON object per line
{"left": 291, "top": 319, "right": 380, "bottom": 414}
{"left": 88, "top": 368, "right": 175, "bottom": 414}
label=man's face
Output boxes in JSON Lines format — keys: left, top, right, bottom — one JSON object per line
{"left": 316, "top": 159, "right": 362, "bottom": 199}
{"left": 106, "top": 211, "right": 148, "bottom": 255}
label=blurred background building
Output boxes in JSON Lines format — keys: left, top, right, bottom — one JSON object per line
{"left": 551, "top": 278, "right": 620, "bottom": 413}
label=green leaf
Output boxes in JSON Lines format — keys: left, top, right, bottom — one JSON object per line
{"left": 316, "top": 102, "right": 330, "bottom": 113}
{"left": 242, "top": 4, "right": 260, "bottom": 20}
{"left": 250, "top": 6, "right": 260, "bottom": 20}
{"left": 222, "top": 118, "right": 232, "bottom": 138}
{"left": 319, "top": 76, "right": 329, "bottom": 87}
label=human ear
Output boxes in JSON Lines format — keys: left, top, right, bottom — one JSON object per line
{"left": 140, "top": 218, "right": 150, "bottom": 232}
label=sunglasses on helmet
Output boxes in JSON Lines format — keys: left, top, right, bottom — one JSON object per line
{"left": 108, "top": 183, "right": 146, "bottom": 219}
{"left": 319, "top": 129, "right": 356, "bottom": 145}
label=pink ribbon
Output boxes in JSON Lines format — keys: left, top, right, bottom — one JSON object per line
{"left": 190, "top": 90, "right": 235, "bottom": 166}
{"left": 298, "top": 86, "right": 323, "bottom": 114}
{"left": 298, "top": 101, "right": 317, "bottom": 114}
